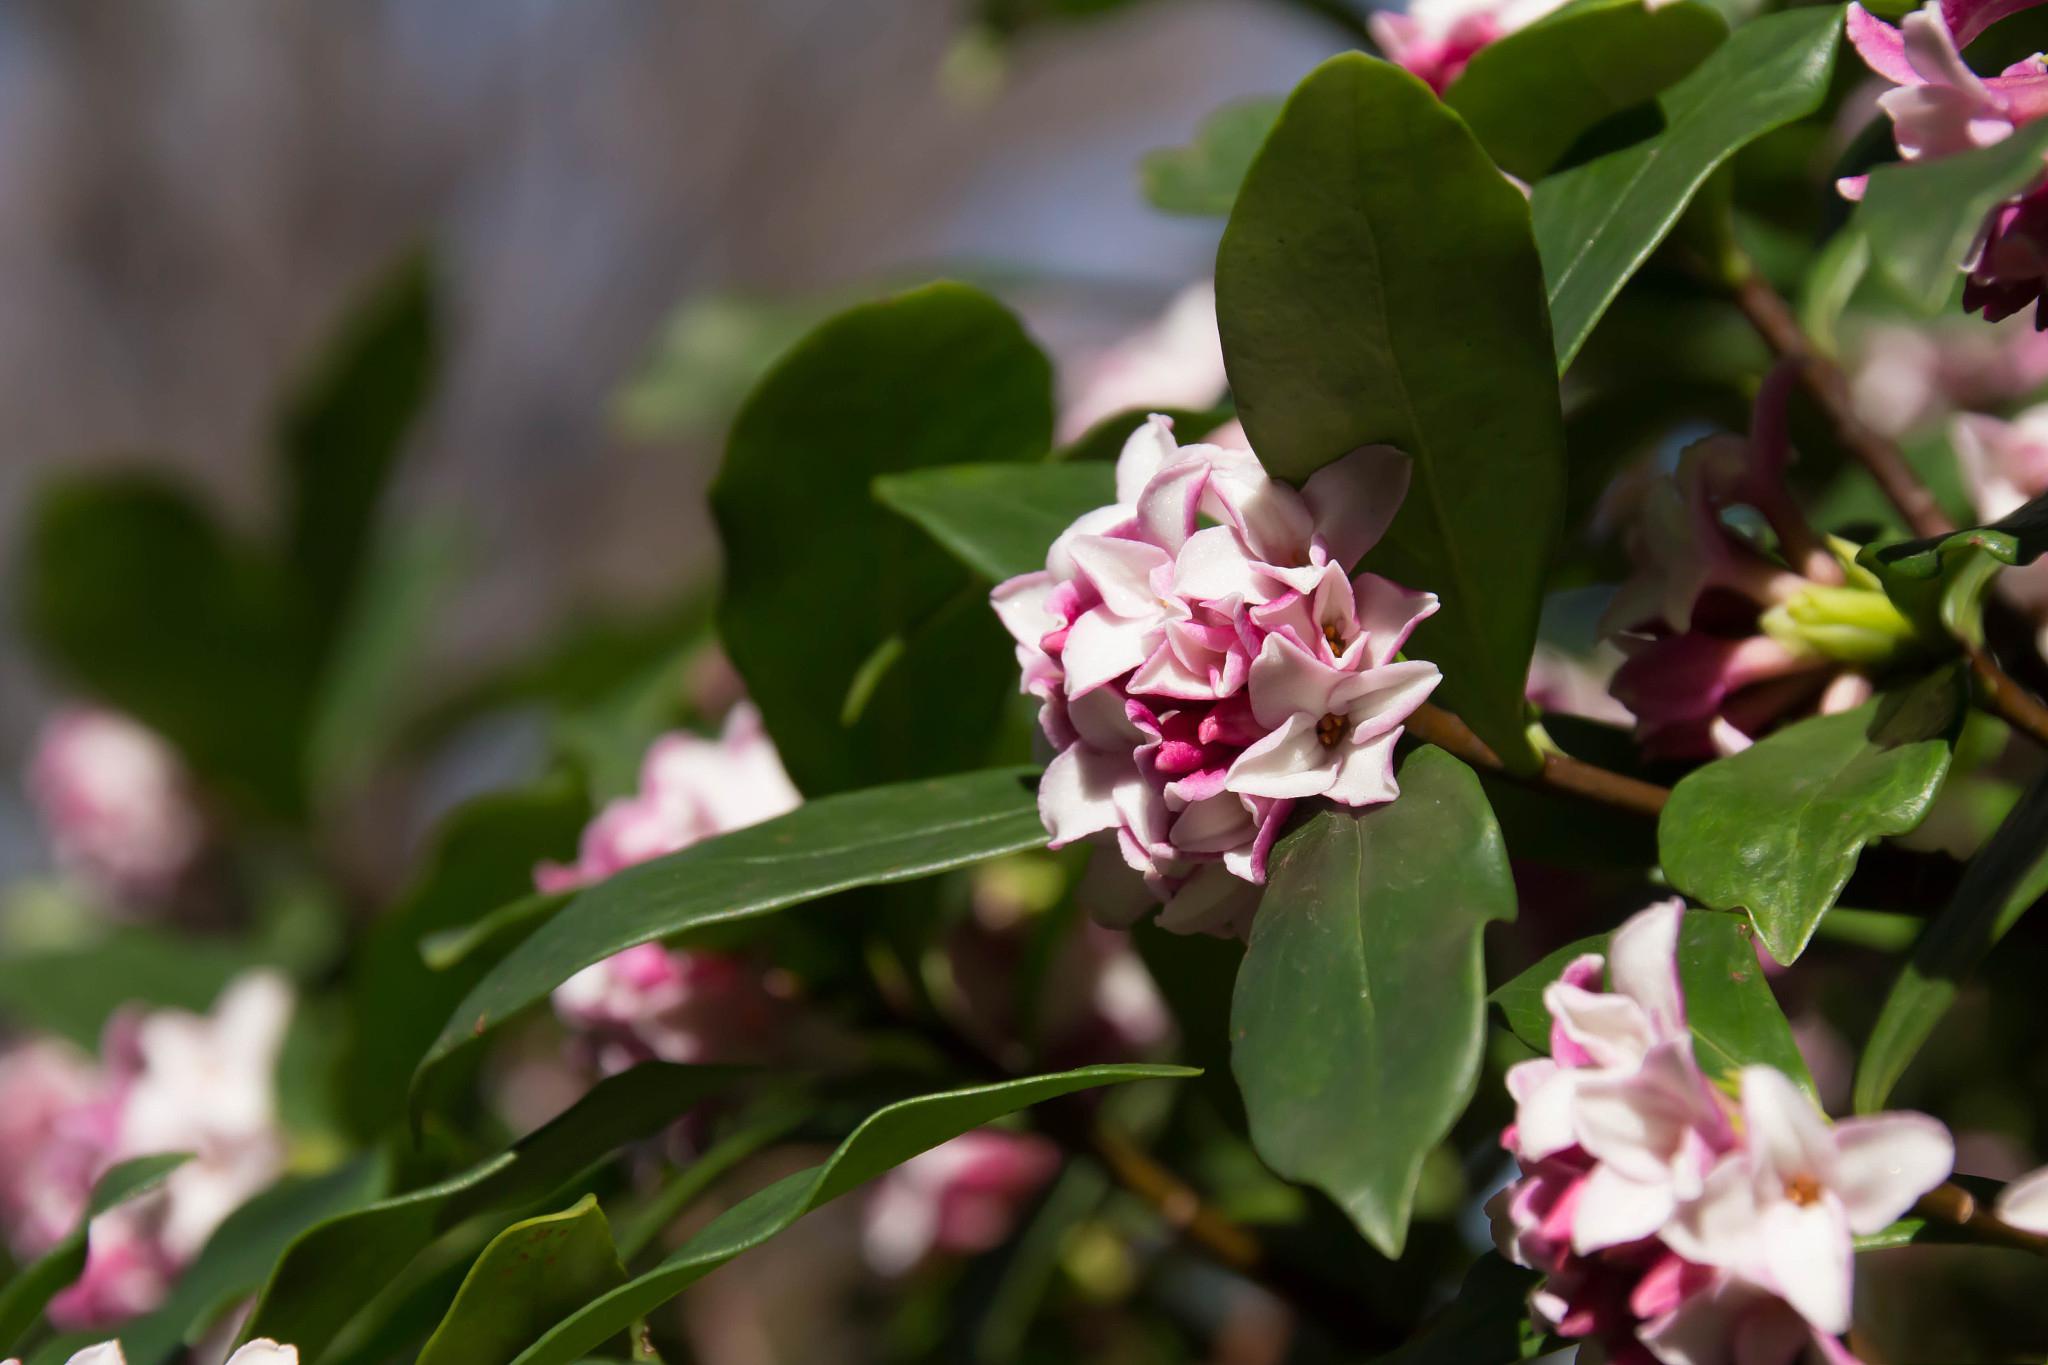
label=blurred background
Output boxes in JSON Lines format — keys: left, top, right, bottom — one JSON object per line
{"left": 0, "top": 0, "right": 1349, "bottom": 885}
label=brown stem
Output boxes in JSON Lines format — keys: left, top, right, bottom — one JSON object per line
{"left": 1913, "top": 1182, "right": 2048, "bottom": 1258}
{"left": 1406, "top": 702, "right": 1669, "bottom": 818}
{"left": 1968, "top": 644, "right": 2048, "bottom": 751}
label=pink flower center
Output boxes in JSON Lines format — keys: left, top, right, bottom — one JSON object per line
{"left": 1316, "top": 713, "right": 1346, "bottom": 748}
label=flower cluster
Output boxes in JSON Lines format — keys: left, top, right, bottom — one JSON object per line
{"left": 7, "top": 1337, "right": 299, "bottom": 1365}
{"left": 862, "top": 1129, "right": 1060, "bottom": 1275}
{"left": 1600, "top": 372, "right": 1915, "bottom": 757}
{"left": 993, "top": 416, "right": 1439, "bottom": 937}
{"left": 1845, "top": 0, "right": 2048, "bottom": 326}
{"left": 0, "top": 972, "right": 291, "bottom": 1328}
{"left": 27, "top": 708, "right": 205, "bottom": 913}
{"left": 538, "top": 702, "right": 801, "bottom": 1072}
{"left": 1370, "top": 0, "right": 1570, "bottom": 92}
{"left": 1491, "top": 901, "right": 1954, "bottom": 1363}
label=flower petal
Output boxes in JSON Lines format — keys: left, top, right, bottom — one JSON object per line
{"left": 1301, "top": 444, "right": 1410, "bottom": 569}
{"left": 1607, "top": 897, "right": 1687, "bottom": 1039}
{"left": 1996, "top": 1163, "right": 2048, "bottom": 1234}
{"left": 1830, "top": 1111, "right": 1954, "bottom": 1234}
{"left": 1224, "top": 712, "right": 1337, "bottom": 800}
{"left": 1571, "top": 1161, "right": 1676, "bottom": 1253}
{"left": 1759, "top": 1197, "right": 1853, "bottom": 1335}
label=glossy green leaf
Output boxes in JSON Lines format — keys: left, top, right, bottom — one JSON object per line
{"left": 1232, "top": 747, "right": 1516, "bottom": 1257}
{"left": 413, "top": 767, "right": 1045, "bottom": 1102}
{"left": 1660, "top": 670, "right": 1960, "bottom": 965}
{"left": 279, "top": 250, "right": 438, "bottom": 632}
{"left": 1534, "top": 6, "right": 1842, "bottom": 370}
{"left": 1856, "top": 771, "right": 2048, "bottom": 1112}
{"left": 18, "top": 477, "right": 321, "bottom": 816}
{"left": 1857, "top": 119, "right": 2048, "bottom": 313}
{"left": 872, "top": 463, "right": 1114, "bottom": 582}
{"left": 247, "top": 1065, "right": 741, "bottom": 1361}
{"left": 1864, "top": 488, "right": 2048, "bottom": 579}
{"left": 1139, "top": 98, "right": 1283, "bottom": 216}
{"left": 1446, "top": 0, "right": 1728, "bottom": 180}
{"left": 501, "top": 1065, "right": 1192, "bottom": 1365}
{"left": 337, "top": 777, "right": 586, "bottom": 1138}
{"left": 1216, "top": 54, "right": 1565, "bottom": 770}
{"left": 416, "top": 1197, "right": 627, "bottom": 1365}
{"left": 0, "top": 1155, "right": 189, "bottom": 1353}
{"left": 715, "top": 283, "right": 1053, "bottom": 795}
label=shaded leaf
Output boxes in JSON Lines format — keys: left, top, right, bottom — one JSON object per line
{"left": 1659, "top": 669, "right": 1961, "bottom": 964}
{"left": 1534, "top": 6, "right": 1842, "bottom": 370}
{"left": 0, "top": 1155, "right": 189, "bottom": 1354}
{"left": 1232, "top": 747, "right": 1516, "bottom": 1257}
{"left": 715, "top": 283, "right": 1053, "bottom": 795}
{"left": 416, "top": 1197, "right": 627, "bottom": 1365}
{"left": 499, "top": 1065, "right": 1193, "bottom": 1365}
{"left": 1371, "top": 1253, "right": 1545, "bottom": 1365}
{"left": 1856, "top": 119, "right": 2048, "bottom": 313}
{"left": 1139, "top": 98, "right": 1283, "bottom": 216}
{"left": 1217, "top": 54, "right": 1565, "bottom": 770}
{"left": 1855, "top": 770, "right": 2048, "bottom": 1112}
{"left": 873, "top": 463, "right": 1114, "bottom": 583}
{"left": 413, "top": 768, "right": 1045, "bottom": 1100}
{"left": 1864, "top": 488, "right": 2048, "bottom": 579}
{"left": 1051, "top": 403, "right": 1234, "bottom": 464}
{"left": 1446, "top": 0, "right": 1727, "bottom": 180}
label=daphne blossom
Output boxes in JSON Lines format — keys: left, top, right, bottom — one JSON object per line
{"left": 1845, "top": 0, "right": 2048, "bottom": 325}
{"left": 539, "top": 702, "right": 800, "bottom": 1071}
{"left": 5, "top": 1338, "right": 301, "bottom": 1365}
{"left": 0, "top": 972, "right": 292, "bottom": 1329}
{"left": 861, "top": 1130, "right": 1060, "bottom": 1275}
{"left": 993, "top": 415, "right": 1436, "bottom": 937}
{"left": 27, "top": 708, "right": 205, "bottom": 911}
{"left": 1490, "top": 901, "right": 1954, "bottom": 1362}
{"left": 1370, "top": 0, "right": 1572, "bottom": 92}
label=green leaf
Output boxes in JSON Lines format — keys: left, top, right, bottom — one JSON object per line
{"left": 1487, "top": 914, "right": 1812, "bottom": 1093}
{"left": 1659, "top": 669, "right": 1961, "bottom": 965}
{"left": 872, "top": 463, "right": 1114, "bottom": 582}
{"left": 416, "top": 1197, "right": 627, "bottom": 1365}
{"left": 413, "top": 768, "right": 1045, "bottom": 1100}
{"left": 1855, "top": 771, "right": 2048, "bottom": 1112}
{"left": 0, "top": 927, "right": 253, "bottom": 1048}
{"left": 18, "top": 477, "right": 321, "bottom": 817}
{"left": 336, "top": 777, "right": 586, "bottom": 1138}
{"left": 1372, "top": 1253, "right": 1545, "bottom": 1365}
{"left": 1051, "top": 404, "right": 1235, "bottom": 465}
{"left": 1216, "top": 54, "right": 1566, "bottom": 770}
{"left": 1864, "top": 489, "right": 2048, "bottom": 580}
{"left": 279, "top": 250, "right": 438, "bottom": 633}
{"left": 0, "top": 1155, "right": 189, "bottom": 1353}
{"left": 246, "top": 1064, "right": 741, "bottom": 1361}
{"left": 1139, "top": 98, "right": 1283, "bottom": 216}
{"left": 1534, "top": 6, "right": 1843, "bottom": 370}
{"left": 1857, "top": 119, "right": 2048, "bottom": 313}
{"left": 715, "top": 283, "right": 1053, "bottom": 795}
{"left": 1231, "top": 747, "right": 1516, "bottom": 1257}
{"left": 499, "top": 1065, "right": 1191, "bottom": 1365}
{"left": 1445, "top": 0, "right": 1728, "bottom": 180}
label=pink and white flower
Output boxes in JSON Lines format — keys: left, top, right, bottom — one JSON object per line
{"left": 861, "top": 1130, "right": 1060, "bottom": 1275}
{"left": 1992, "top": 1161, "right": 2048, "bottom": 1231}
{"left": 27, "top": 708, "right": 205, "bottom": 912}
{"left": 8, "top": 1338, "right": 301, "bottom": 1365}
{"left": 1490, "top": 902, "right": 1954, "bottom": 1362}
{"left": 538, "top": 702, "right": 801, "bottom": 1071}
{"left": 1370, "top": 0, "right": 1572, "bottom": 92}
{"left": 993, "top": 415, "right": 1436, "bottom": 937}
{"left": 1846, "top": 0, "right": 2048, "bottom": 325}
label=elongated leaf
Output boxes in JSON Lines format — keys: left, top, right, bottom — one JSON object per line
{"left": 1232, "top": 747, "right": 1515, "bottom": 1257}
{"left": 1140, "top": 98, "right": 1283, "bottom": 216}
{"left": 417, "top": 1197, "right": 627, "bottom": 1365}
{"left": 1660, "top": 670, "right": 1960, "bottom": 965}
{"left": 1857, "top": 119, "right": 2048, "bottom": 313}
{"left": 1446, "top": 0, "right": 1727, "bottom": 180}
{"left": 247, "top": 1065, "right": 740, "bottom": 1361}
{"left": 414, "top": 768, "right": 1045, "bottom": 1096}
{"left": 1488, "top": 914, "right": 1812, "bottom": 1092}
{"left": 502, "top": 1065, "right": 1191, "bottom": 1365}
{"left": 1534, "top": 6, "right": 1842, "bottom": 370}
{"left": 1856, "top": 771, "right": 2048, "bottom": 1112}
{"left": 279, "top": 251, "right": 438, "bottom": 633}
{"left": 0, "top": 1155, "right": 189, "bottom": 1353}
{"left": 337, "top": 777, "right": 586, "bottom": 1138}
{"left": 872, "top": 463, "right": 1114, "bottom": 582}
{"left": 715, "top": 283, "right": 1052, "bottom": 795}
{"left": 1216, "top": 54, "right": 1565, "bottom": 770}
{"left": 1865, "top": 488, "right": 2048, "bottom": 579}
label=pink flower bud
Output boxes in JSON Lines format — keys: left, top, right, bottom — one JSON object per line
{"left": 27, "top": 708, "right": 204, "bottom": 911}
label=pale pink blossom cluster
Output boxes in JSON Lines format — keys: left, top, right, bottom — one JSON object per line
{"left": 27, "top": 708, "right": 205, "bottom": 912}
{"left": 861, "top": 1129, "right": 1060, "bottom": 1275}
{"left": 1370, "top": 0, "right": 1572, "bottom": 92}
{"left": 1057, "top": 282, "right": 1229, "bottom": 443}
{"left": 1847, "top": 316, "right": 2048, "bottom": 437}
{"left": 992, "top": 416, "right": 1439, "bottom": 937}
{"left": 538, "top": 703, "right": 801, "bottom": 1072}
{"left": 1600, "top": 374, "right": 1904, "bottom": 758}
{"left": 6, "top": 1336, "right": 298, "bottom": 1365}
{"left": 1845, "top": 0, "right": 2048, "bottom": 326}
{"left": 1491, "top": 902, "right": 1954, "bottom": 1364}
{"left": 0, "top": 973, "right": 292, "bottom": 1329}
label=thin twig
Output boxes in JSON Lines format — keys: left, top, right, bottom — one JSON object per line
{"left": 1406, "top": 703, "right": 1670, "bottom": 818}
{"left": 1913, "top": 1182, "right": 2048, "bottom": 1258}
